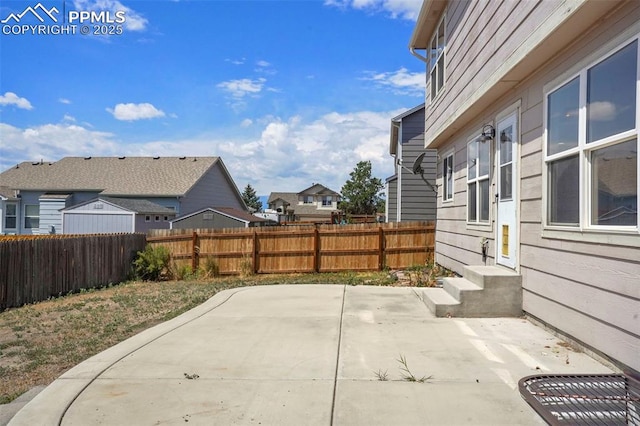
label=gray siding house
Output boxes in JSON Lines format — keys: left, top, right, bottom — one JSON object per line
{"left": 386, "top": 104, "right": 438, "bottom": 222}
{"left": 410, "top": 0, "right": 639, "bottom": 373}
{"left": 170, "top": 207, "right": 272, "bottom": 229}
{"left": 0, "top": 156, "right": 246, "bottom": 235}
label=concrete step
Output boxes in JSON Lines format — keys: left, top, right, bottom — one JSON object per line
{"left": 463, "top": 265, "right": 521, "bottom": 289}
{"left": 419, "top": 265, "right": 523, "bottom": 318}
{"left": 416, "top": 287, "right": 460, "bottom": 318}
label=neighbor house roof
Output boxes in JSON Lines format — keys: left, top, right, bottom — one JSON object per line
{"left": 171, "top": 207, "right": 270, "bottom": 224}
{"left": 268, "top": 192, "right": 297, "bottom": 207}
{"left": 298, "top": 183, "right": 340, "bottom": 196}
{"left": 62, "top": 197, "right": 176, "bottom": 215}
{"left": 0, "top": 157, "right": 221, "bottom": 197}
{"left": 390, "top": 104, "right": 425, "bottom": 156}
{"left": 0, "top": 186, "right": 18, "bottom": 200}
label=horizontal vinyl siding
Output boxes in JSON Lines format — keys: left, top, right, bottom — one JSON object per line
{"left": 180, "top": 163, "right": 244, "bottom": 215}
{"left": 398, "top": 109, "right": 437, "bottom": 222}
{"left": 63, "top": 213, "right": 132, "bottom": 234}
{"left": 386, "top": 179, "right": 397, "bottom": 223}
{"left": 172, "top": 211, "right": 245, "bottom": 229}
{"left": 434, "top": 1, "right": 640, "bottom": 372}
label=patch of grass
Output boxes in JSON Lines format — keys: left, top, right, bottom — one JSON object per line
{"left": 374, "top": 369, "right": 389, "bottom": 381}
{"left": 397, "top": 354, "right": 431, "bottom": 383}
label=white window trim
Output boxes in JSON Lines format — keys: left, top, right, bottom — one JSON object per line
{"left": 4, "top": 202, "right": 18, "bottom": 230}
{"left": 442, "top": 150, "right": 454, "bottom": 203}
{"left": 542, "top": 35, "right": 640, "bottom": 238}
{"left": 466, "top": 133, "right": 492, "bottom": 226}
{"left": 429, "top": 13, "right": 446, "bottom": 103}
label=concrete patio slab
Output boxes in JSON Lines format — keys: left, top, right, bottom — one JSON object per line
{"left": 7, "top": 284, "right": 614, "bottom": 425}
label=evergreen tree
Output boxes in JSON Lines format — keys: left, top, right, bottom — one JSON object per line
{"left": 340, "top": 161, "right": 383, "bottom": 215}
{"left": 241, "top": 184, "right": 262, "bottom": 212}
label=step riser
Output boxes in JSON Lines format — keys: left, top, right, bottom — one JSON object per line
{"left": 423, "top": 266, "right": 522, "bottom": 318}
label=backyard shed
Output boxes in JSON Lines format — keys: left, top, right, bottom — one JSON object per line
{"left": 62, "top": 197, "right": 176, "bottom": 234}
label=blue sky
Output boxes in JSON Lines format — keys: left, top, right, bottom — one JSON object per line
{"left": 0, "top": 0, "right": 425, "bottom": 197}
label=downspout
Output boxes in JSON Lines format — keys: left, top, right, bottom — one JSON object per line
{"left": 409, "top": 47, "right": 429, "bottom": 63}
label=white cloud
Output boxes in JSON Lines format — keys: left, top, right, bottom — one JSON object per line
{"left": 0, "top": 122, "right": 119, "bottom": 169}
{"left": 241, "top": 118, "right": 253, "bottom": 127}
{"left": 73, "top": 0, "right": 148, "bottom": 31}
{"left": 0, "top": 92, "right": 33, "bottom": 110}
{"left": 63, "top": 114, "right": 76, "bottom": 122}
{"left": 324, "top": 0, "right": 421, "bottom": 20}
{"left": 256, "top": 60, "right": 271, "bottom": 68}
{"left": 217, "top": 78, "right": 266, "bottom": 99}
{"left": 59, "top": 98, "right": 72, "bottom": 104}
{"left": 107, "top": 102, "right": 165, "bottom": 121}
{"left": 361, "top": 67, "right": 425, "bottom": 96}
{"left": 225, "top": 58, "right": 246, "bottom": 65}
{"left": 1, "top": 108, "right": 406, "bottom": 198}
{"left": 588, "top": 101, "right": 616, "bottom": 121}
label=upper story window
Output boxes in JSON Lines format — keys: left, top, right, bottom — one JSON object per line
{"left": 301, "top": 195, "right": 314, "bottom": 204}
{"left": 4, "top": 203, "right": 17, "bottom": 229}
{"left": 24, "top": 204, "right": 39, "bottom": 229}
{"left": 443, "top": 152, "right": 454, "bottom": 202}
{"left": 321, "top": 196, "right": 333, "bottom": 207}
{"left": 546, "top": 39, "right": 638, "bottom": 229}
{"left": 429, "top": 15, "right": 446, "bottom": 101}
{"left": 467, "top": 136, "right": 491, "bottom": 223}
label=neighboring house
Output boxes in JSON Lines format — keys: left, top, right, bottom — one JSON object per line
{"left": 0, "top": 156, "right": 247, "bottom": 235}
{"left": 61, "top": 197, "right": 176, "bottom": 234}
{"left": 386, "top": 104, "right": 438, "bottom": 222}
{"left": 170, "top": 207, "right": 273, "bottom": 229}
{"left": 410, "top": 0, "right": 639, "bottom": 372}
{"left": 268, "top": 184, "right": 341, "bottom": 223}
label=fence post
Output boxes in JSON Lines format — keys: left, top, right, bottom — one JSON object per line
{"left": 253, "top": 229, "right": 258, "bottom": 274}
{"left": 191, "top": 231, "right": 199, "bottom": 271}
{"left": 378, "top": 226, "right": 384, "bottom": 271}
{"left": 314, "top": 228, "right": 320, "bottom": 273}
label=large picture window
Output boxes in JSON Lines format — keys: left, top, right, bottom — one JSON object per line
{"left": 467, "top": 137, "right": 490, "bottom": 223}
{"left": 546, "top": 39, "right": 638, "bottom": 229}
{"left": 429, "top": 15, "right": 446, "bottom": 102}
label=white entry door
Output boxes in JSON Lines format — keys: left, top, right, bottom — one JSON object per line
{"left": 496, "top": 113, "right": 518, "bottom": 269}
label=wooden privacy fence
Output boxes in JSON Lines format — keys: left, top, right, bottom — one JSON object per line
{"left": 0, "top": 233, "right": 146, "bottom": 310}
{"left": 147, "top": 221, "right": 435, "bottom": 275}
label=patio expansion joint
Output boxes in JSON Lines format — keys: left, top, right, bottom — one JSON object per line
{"left": 330, "top": 285, "right": 347, "bottom": 426}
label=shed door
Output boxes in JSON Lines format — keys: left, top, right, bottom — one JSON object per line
{"left": 496, "top": 112, "right": 518, "bottom": 269}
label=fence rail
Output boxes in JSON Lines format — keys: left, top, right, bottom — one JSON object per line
{"left": 0, "top": 233, "right": 146, "bottom": 310}
{"left": 147, "top": 221, "right": 435, "bottom": 275}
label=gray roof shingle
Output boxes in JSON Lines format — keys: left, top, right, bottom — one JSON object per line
{"left": 0, "top": 157, "right": 220, "bottom": 196}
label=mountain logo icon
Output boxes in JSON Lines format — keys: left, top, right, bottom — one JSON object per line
{"left": 1, "top": 3, "right": 59, "bottom": 24}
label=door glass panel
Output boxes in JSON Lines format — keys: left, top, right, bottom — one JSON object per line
{"left": 500, "top": 126, "right": 512, "bottom": 165}
{"left": 500, "top": 164, "right": 512, "bottom": 200}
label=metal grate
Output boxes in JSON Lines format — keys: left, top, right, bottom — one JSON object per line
{"left": 519, "top": 374, "right": 640, "bottom": 425}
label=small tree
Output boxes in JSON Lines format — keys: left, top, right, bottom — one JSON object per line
{"left": 241, "top": 184, "right": 262, "bottom": 212}
{"left": 340, "top": 161, "right": 383, "bottom": 215}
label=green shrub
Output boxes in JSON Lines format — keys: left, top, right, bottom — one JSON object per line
{"left": 133, "top": 245, "right": 170, "bottom": 281}
{"left": 169, "top": 262, "right": 199, "bottom": 281}
{"left": 202, "top": 257, "right": 220, "bottom": 278}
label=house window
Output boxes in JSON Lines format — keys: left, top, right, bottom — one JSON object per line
{"left": 155, "top": 215, "right": 161, "bottom": 222}
{"left": 322, "top": 196, "right": 332, "bottom": 206}
{"left": 24, "top": 205, "right": 39, "bottom": 229}
{"left": 145, "top": 215, "right": 151, "bottom": 222}
{"left": 467, "top": 136, "right": 490, "bottom": 223}
{"left": 546, "top": 39, "right": 638, "bottom": 228}
{"left": 4, "top": 203, "right": 17, "bottom": 229}
{"left": 443, "top": 152, "right": 454, "bottom": 201}
{"left": 429, "top": 15, "right": 446, "bottom": 101}
{"left": 301, "top": 195, "right": 314, "bottom": 204}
